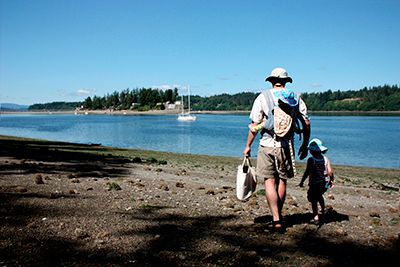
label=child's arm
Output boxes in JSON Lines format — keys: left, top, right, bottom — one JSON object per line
{"left": 326, "top": 157, "right": 334, "bottom": 184}
{"left": 299, "top": 158, "right": 311, "bottom": 187}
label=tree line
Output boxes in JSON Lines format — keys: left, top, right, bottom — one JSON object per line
{"left": 81, "top": 88, "right": 179, "bottom": 111}
{"left": 301, "top": 85, "right": 399, "bottom": 111}
{"left": 28, "top": 85, "right": 400, "bottom": 111}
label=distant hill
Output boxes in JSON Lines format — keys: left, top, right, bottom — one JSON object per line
{"left": 0, "top": 103, "right": 29, "bottom": 111}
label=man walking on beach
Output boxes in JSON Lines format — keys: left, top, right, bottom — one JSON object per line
{"left": 243, "top": 67, "right": 310, "bottom": 232}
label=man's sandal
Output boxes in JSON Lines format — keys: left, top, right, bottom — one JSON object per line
{"left": 310, "top": 215, "right": 321, "bottom": 225}
{"left": 267, "top": 220, "right": 285, "bottom": 233}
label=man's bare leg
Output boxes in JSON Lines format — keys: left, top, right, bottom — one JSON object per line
{"left": 265, "top": 178, "right": 281, "bottom": 222}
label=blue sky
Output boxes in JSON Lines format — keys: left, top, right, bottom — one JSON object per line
{"left": 1, "top": 0, "right": 399, "bottom": 105}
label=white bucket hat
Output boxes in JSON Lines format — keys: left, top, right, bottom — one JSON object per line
{"left": 308, "top": 138, "right": 328, "bottom": 153}
{"left": 265, "top": 67, "right": 293, "bottom": 83}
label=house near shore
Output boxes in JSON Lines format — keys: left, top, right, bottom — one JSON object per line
{"left": 166, "top": 101, "right": 182, "bottom": 110}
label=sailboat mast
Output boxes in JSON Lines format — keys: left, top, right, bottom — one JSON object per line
{"left": 180, "top": 92, "right": 184, "bottom": 114}
{"left": 188, "top": 85, "right": 190, "bottom": 114}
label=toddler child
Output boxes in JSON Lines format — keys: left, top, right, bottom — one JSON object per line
{"left": 299, "top": 138, "right": 334, "bottom": 225}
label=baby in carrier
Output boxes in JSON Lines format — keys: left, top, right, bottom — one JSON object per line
{"left": 299, "top": 138, "right": 334, "bottom": 225}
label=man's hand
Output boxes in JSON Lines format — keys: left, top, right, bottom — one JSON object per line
{"left": 244, "top": 126, "right": 257, "bottom": 158}
{"left": 243, "top": 146, "right": 251, "bottom": 157}
{"left": 298, "top": 144, "right": 308, "bottom": 160}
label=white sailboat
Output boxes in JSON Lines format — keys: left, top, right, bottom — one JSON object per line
{"left": 177, "top": 86, "right": 197, "bottom": 121}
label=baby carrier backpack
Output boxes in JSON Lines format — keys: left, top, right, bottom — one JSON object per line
{"left": 262, "top": 89, "right": 303, "bottom": 175}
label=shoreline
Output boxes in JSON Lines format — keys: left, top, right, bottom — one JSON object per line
{"left": 0, "top": 134, "right": 399, "bottom": 171}
{"left": 1, "top": 134, "right": 399, "bottom": 174}
{"left": 2, "top": 109, "right": 400, "bottom": 116}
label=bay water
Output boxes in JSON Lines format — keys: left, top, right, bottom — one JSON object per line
{"left": 0, "top": 113, "right": 399, "bottom": 169}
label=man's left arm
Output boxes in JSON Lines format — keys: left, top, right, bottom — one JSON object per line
{"left": 297, "top": 98, "right": 310, "bottom": 160}
{"left": 298, "top": 118, "right": 310, "bottom": 160}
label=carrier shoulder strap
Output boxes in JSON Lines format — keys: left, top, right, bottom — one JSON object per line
{"left": 263, "top": 90, "right": 301, "bottom": 110}
{"left": 262, "top": 90, "right": 275, "bottom": 111}
{"left": 261, "top": 90, "right": 275, "bottom": 133}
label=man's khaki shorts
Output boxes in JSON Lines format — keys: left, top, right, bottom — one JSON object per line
{"left": 256, "top": 145, "right": 294, "bottom": 180}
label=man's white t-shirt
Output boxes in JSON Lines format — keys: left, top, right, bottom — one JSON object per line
{"left": 249, "top": 88, "right": 308, "bottom": 148}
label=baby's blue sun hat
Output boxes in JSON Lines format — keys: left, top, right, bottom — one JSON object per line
{"left": 308, "top": 138, "right": 328, "bottom": 152}
{"left": 273, "top": 89, "right": 298, "bottom": 106}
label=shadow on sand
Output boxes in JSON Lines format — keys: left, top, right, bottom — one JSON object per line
{"left": 254, "top": 208, "right": 350, "bottom": 228}
{"left": 1, "top": 192, "right": 398, "bottom": 266}
{"left": 0, "top": 137, "right": 131, "bottom": 178}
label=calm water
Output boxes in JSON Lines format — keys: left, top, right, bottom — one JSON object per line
{"left": 0, "top": 113, "right": 399, "bottom": 169}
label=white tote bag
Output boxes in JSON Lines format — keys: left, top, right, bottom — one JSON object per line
{"left": 236, "top": 157, "right": 257, "bottom": 201}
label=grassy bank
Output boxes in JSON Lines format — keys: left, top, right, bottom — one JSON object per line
{"left": 1, "top": 135, "right": 398, "bottom": 191}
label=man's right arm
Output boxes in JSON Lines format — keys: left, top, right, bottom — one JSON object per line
{"left": 244, "top": 94, "right": 264, "bottom": 157}
{"left": 243, "top": 127, "right": 257, "bottom": 157}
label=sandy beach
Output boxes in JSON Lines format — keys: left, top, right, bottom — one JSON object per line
{"left": 0, "top": 135, "right": 399, "bottom": 266}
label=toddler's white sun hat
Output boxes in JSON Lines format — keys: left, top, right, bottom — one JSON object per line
{"left": 308, "top": 138, "right": 328, "bottom": 152}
